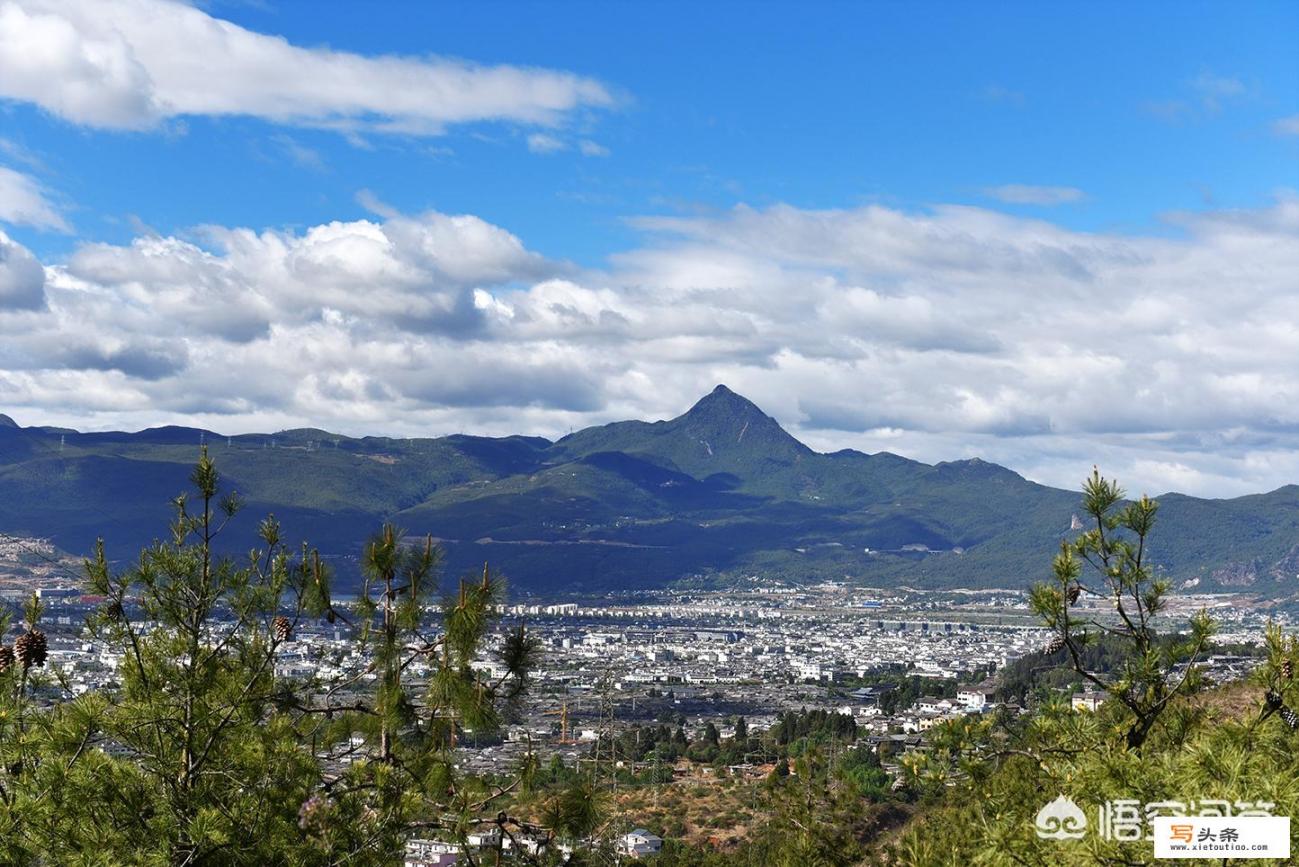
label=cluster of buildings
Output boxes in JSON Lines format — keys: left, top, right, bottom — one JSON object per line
{"left": 403, "top": 828, "right": 663, "bottom": 866}
{"left": 1, "top": 575, "right": 1283, "bottom": 862}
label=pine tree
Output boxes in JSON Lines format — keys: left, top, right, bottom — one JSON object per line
{"left": 0, "top": 451, "right": 563, "bottom": 865}
{"left": 0, "top": 449, "right": 331, "bottom": 863}
{"left": 1028, "top": 469, "right": 1214, "bottom": 750}
{"left": 289, "top": 527, "right": 547, "bottom": 862}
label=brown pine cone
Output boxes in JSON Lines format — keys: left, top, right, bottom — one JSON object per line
{"left": 1280, "top": 705, "right": 1299, "bottom": 731}
{"left": 272, "top": 615, "right": 292, "bottom": 642}
{"left": 106, "top": 599, "right": 124, "bottom": 620}
{"left": 1066, "top": 584, "right": 1081, "bottom": 605}
{"left": 14, "top": 629, "right": 47, "bottom": 669}
{"left": 1266, "top": 690, "right": 1284, "bottom": 710}
{"left": 297, "top": 793, "right": 333, "bottom": 832}
{"left": 1283, "top": 659, "right": 1294, "bottom": 680}
{"left": 1044, "top": 635, "right": 1066, "bottom": 655}
{"left": 0, "top": 645, "right": 13, "bottom": 673}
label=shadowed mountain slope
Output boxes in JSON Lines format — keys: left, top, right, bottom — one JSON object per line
{"left": 2, "top": 388, "right": 1297, "bottom": 596}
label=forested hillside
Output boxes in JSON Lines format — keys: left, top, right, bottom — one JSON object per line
{"left": 3, "top": 389, "right": 1299, "bottom": 595}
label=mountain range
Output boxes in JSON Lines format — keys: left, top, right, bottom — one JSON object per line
{"left": 2, "top": 386, "right": 1299, "bottom": 597}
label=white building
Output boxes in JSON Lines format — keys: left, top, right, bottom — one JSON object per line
{"left": 1072, "top": 690, "right": 1104, "bottom": 712}
{"left": 619, "top": 829, "right": 664, "bottom": 858}
{"left": 405, "top": 839, "right": 458, "bottom": 867}
{"left": 957, "top": 687, "right": 992, "bottom": 710}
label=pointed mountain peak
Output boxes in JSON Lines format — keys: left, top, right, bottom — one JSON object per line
{"left": 553, "top": 385, "right": 811, "bottom": 476}
{"left": 673, "top": 385, "right": 811, "bottom": 461}
{"left": 685, "top": 384, "right": 763, "bottom": 416}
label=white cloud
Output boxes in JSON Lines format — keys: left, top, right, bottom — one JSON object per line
{"left": 269, "top": 134, "right": 325, "bottom": 171}
{"left": 57, "top": 209, "right": 554, "bottom": 341}
{"left": 6, "top": 194, "right": 1299, "bottom": 497}
{"left": 0, "top": 229, "right": 46, "bottom": 307}
{"left": 0, "top": 0, "right": 614, "bottom": 133}
{"left": 354, "top": 188, "right": 400, "bottom": 219}
{"left": 1275, "top": 115, "right": 1299, "bottom": 137}
{"left": 0, "top": 165, "right": 68, "bottom": 230}
{"left": 1190, "top": 71, "right": 1245, "bottom": 112}
{"left": 1146, "top": 71, "right": 1249, "bottom": 123}
{"left": 977, "top": 84, "right": 1024, "bottom": 106}
{"left": 983, "top": 184, "right": 1086, "bottom": 206}
{"left": 526, "top": 133, "right": 567, "bottom": 154}
{"left": 526, "top": 134, "right": 610, "bottom": 157}
{"left": 0, "top": 137, "right": 46, "bottom": 170}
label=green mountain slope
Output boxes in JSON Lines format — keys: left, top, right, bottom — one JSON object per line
{"left": 1, "top": 388, "right": 1297, "bottom": 595}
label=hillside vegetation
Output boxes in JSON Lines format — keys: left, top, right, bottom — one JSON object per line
{"left": 4, "top": 389, "right": 1299, "bottom": 595}
{"left": 877, "top": 680, "right": 1297, "bottom": 865}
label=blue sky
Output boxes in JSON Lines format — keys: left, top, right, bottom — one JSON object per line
{"left": 1, "top": 0, "right": 1298, "bottom": 496}
{"left": 7, "top": 1, "right": 1297, "bottom": 261}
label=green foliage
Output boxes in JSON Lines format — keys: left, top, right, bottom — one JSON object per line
{"left": 299, "top": 524, "right": 550, "bottom": 863}
{"left": 650, "top": 839, "right": 739, "bottom": 867}
{"left": 743, "top": 746, "right": 879, "bottom": 866}
{"left": 643, "top": 743, "right": 889, "bottom": 867}
{"left": 0, "top": 452, "right": 558, "bottom": 865}
{"left": 994, "top": 633, "right": 1221, "bottom": 705}
{"left": 883, "top": 683, "right": 1299, "bottom": 865}
{"left": 875, "top": 472, "right": 1295, "bottom": 864}
{"left": 1028, "top": 470, "right": 1214, "bottom": 750}
{"left": 1, "top": 448, "right": 327, "bottom": 863}
{"left": 9, "top": 392, "right": 1299, "bottom": 596}
{"left": 836, "top": 744, "right": 891, "bottom": 800}
{"left": 770, "top": 707, "right": 858, "bottom": 748}
{"left": 873, "top": 676, "right": 957, "bottom": 716}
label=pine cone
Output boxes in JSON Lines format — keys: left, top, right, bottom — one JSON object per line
{"left": 1280, "top": 705, "right": 1299, "bottom": 731}
{"left": 297, "top": 793, "right": 333, "bottom": 832}
{"left": 1266, "top": 690, "right": 1284, "bottom": 710}
{"left": 1066, "top": 584, "right": 1081, "bottom": 605}
{"left": 1283, "top": 659, "right": 1293, "bottom": 680}
{"left": 106, "top": 599, "right": 124, "bottom": 621}
{"left": 14, "top": 629, "right": 47, "bottom": 669}
{"left": 0, "top": 645, "right": 13, "bottom": 674}
{"left": 272, "top": 615, "right": 292, "bottom": 642}
{"left": 1044, "top": 635, "right": 1066, "bottom": 655}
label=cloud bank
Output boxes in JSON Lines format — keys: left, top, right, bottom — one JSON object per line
{"left": 0, "top": 0, "right": 613, "bottom": 133}
{"left": 2, "top": 193, "right": 1299, "bottom": 498}
{"left": 0, "top": 165, "right": 68, "bottom": 231}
